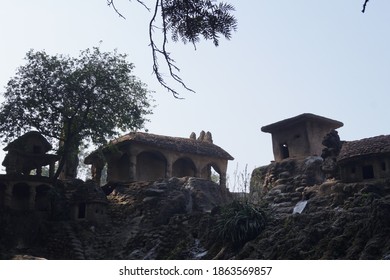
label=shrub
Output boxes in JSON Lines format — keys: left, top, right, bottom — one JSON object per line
{"left": 215, "top": 200, "right": 266, "bottom": 247}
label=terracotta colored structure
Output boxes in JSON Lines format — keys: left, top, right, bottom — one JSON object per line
{"left": 261, "top": 113, "right": 343, "bottom": 162}
{"left": 338, "top": 135, "right": 390, "bottom": 182}
{"left": 84, "top": 131, "right": 234, "bottom": 187}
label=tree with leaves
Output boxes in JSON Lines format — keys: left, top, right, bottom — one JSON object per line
{"left": 107, "top": 0, "right": 237, "bottom": 97}
{"left": 0, "top": 47, "right": 152, "bottom": 179}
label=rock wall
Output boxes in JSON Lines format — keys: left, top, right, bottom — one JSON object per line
{"left": 243, "top": 157, "right": 390, "bottom": 259}
{"left": 2, "top": 162, "right": 390, "bottom": 259}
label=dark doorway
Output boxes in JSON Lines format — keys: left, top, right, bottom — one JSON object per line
{"left": 136, "top": 151, "right": 167, "bottom": 181}
{"left": 78, "top": 203, "right": 86, "bottom": 219}
{"left": 12, "top": 183, "right": 30, "bottom": 211}
{"left": 35, "top": 185, "right": 50, "bottom": 211}
{"left": 172, "top": 157, "right": 196, "bottom": 178}
{"left": 280, "top": 143, "right": 290, "bottom": 159}
{"left": 362, "top": 165, "right": 374, "bottom": 179}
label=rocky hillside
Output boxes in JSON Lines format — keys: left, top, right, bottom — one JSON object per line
{"left": 1, "top": 177, "right": 233, "bottom": 259}
{"left": 1, "top": 158, "right": 390, "bottom": 259}
{"left": 243, "top": 157, "right": 390, "bottom": 259}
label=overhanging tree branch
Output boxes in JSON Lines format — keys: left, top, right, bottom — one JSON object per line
{"left": 362, "top": 0, "right": 370, "bottom": 13}
{"left": 107, "top": 0, "right": 150, "bottom": 18}
{"left": 107, "top": 0, "right": 237, "bottom": 97}
{"left": 151, "top": 0, "right": 194, "bottom": 98}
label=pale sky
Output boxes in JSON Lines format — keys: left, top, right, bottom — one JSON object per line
{"left": 1, "top": 1, "right": 390, "bottom": 190}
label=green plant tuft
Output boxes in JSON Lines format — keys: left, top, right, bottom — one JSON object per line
{"left": 214, "top": 200, "right": 266, "bottom": 247}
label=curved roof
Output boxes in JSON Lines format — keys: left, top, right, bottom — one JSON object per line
{"left": 261, "top": 113, "right": 343, "bottom": 133}
{"left": 113, "top": 132, "right": 233, "bottom": 160}
{"left": 85, "top": 132, "right": 234, "bottom": 164}
{"left": 338, "top": 135, "right": 390, "bottom": 162}
{"left": 3, "top": 131, "right": 52, "bottom": 152}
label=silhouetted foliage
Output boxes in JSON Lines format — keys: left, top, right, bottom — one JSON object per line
{"left": 0, "top": 47, "right": 152, "bottom": 179}
{"left": 107, "top": 0, "right": 237, "bottom": 97}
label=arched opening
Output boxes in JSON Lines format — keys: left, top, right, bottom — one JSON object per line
{"left": 136, "top": 151, "right": 167, "bottom": 181}
{"left": 0, "top": 183, "right": 7, "bottom": 208}
{"left": 202, "top": 163, "right": 221, "bottom": 184}
{"left": 12, "top": 183, "right": 31, "bottom": 211}
{"left": 362, "top": 165, "right": 374, "bottom": 179}
{"left": 280, "top": 143, "right": 290, "bottom": 159}
{"left": 117, "top": 154, "right": 130, "bottom": 181}
{"left": 35, "top": 184, "right": 51, "bottom": 211}
{"left": 172, "top": 157, "right": 197, "bottom": 178}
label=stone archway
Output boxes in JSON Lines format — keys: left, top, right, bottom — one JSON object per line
{"left": 11, "top": 183, "right": 31, "bottom": 211}
{"left": 35, "top": 184, "right": 51, "bottom": 211}
{"left": 172, "top": 157, "right": 197, "bottom": 178}
{"left": 136, "top": 151, "right": 167, "bottom": 181}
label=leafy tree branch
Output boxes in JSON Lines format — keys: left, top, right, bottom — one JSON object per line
{"left": 107, "top": 0, "right": 237, "bottom": 97}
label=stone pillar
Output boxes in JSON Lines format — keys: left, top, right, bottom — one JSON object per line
{"left": 29, "top": 185, "right": 36, "bottom": 210}
{"left": 220, "top": 172, "right": 227, "bottom": 188}
{"left": 129, "top": 155, "right": 137, "bottom": 181}
{"left": 49, "top": 161, "right": 55, "bottom": 178}
{"left": 166, "top": 159, "right": 173, "bottom": 178}
{"left": 91, "top": 164, "right": 103, "bottom": 185}
{"left": 4, "top": 184, "right": 13, "bottom": 208}
{"left": 194, "top": 167, "right": 199, "bottom": 178}
{"left": 194, "top": 162, "right": 201, "bottom": 178}
{"left": 36, "top": 166, "right": 42, "bottom": 176}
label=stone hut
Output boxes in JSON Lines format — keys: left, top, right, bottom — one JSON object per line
{"left": 66, "top": 181, "right": 108, "bottom": 222}
{"left": 338, "top": 135, "right": 390, "bottom": 182}
{"left": 84, "top": 131, "right": 234, "bottom": 187}
{"left": 261, "top": 113, "right": 343, "bottom": 162}
{"left": 2, "top": 131, "right": 58, "bottom": 177}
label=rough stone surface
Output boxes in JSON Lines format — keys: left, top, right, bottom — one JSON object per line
{"left": 2, "top": 162, "right": 390, "bottom": 259}
{"left": 0, "top": 177, "right": 232, "bottom": 260}
{"left": 242, "top": 157, "right": 390, "bottom": 260}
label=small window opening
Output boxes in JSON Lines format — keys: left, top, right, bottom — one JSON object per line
{"left": 280, "top": 143, "right": 290, "bottom": 159}
{"left": 381, "top": 162, "right": 386, "bottom": 171}
{"left": 362, "top": 165, "right": 374, "bottom": 179}
{"left": 78, "top": 203, "right": 86, "bottom": 219}
{"left": 351, "top": 166, "right": 356, "bottom": 174}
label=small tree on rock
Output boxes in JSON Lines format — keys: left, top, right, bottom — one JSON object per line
{"left": 0, "top": 47, "right": 152, "bottom": 179}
